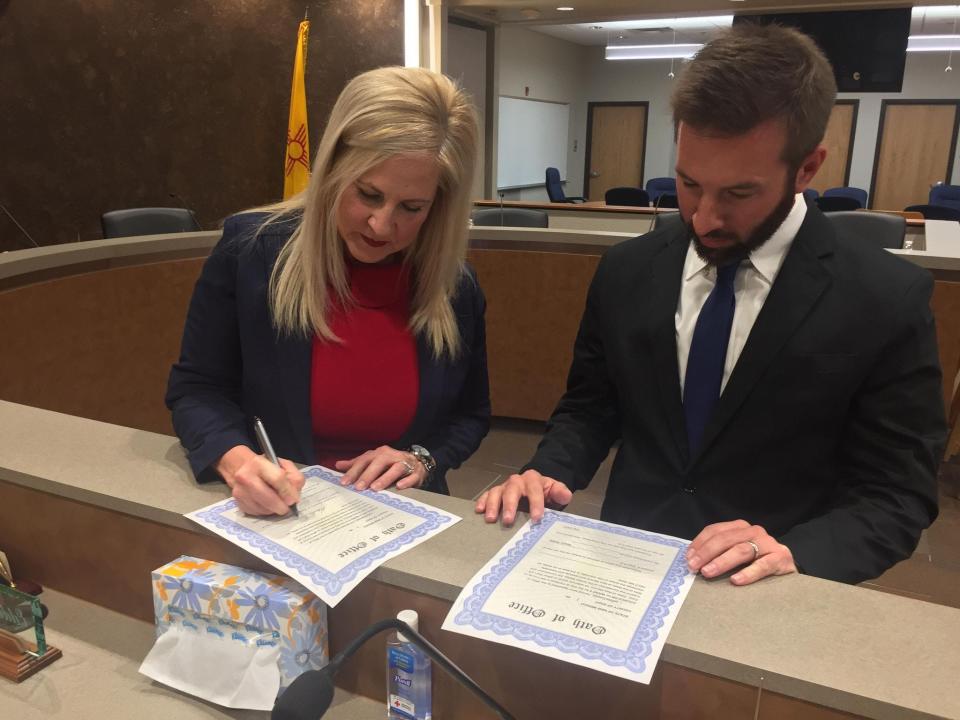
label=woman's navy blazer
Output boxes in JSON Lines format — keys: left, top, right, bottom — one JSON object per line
{"left": 165, "top": 213, "right": 491, "bottom": 494}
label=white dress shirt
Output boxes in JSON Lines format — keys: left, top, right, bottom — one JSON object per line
{"left": 676, "top": 193, "right": 807, "bottom": 396}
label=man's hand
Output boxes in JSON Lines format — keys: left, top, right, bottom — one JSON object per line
{"left": 336, "top": 446, "right": 427, "bottom": 492}
{"left": 216, "top": 445, "right": 304, "bottom": 516}
{"left": 686, "top": 520, "right": 797, "bottom": 585}
{"left": 475, "top": 469, "right": 573, "bottom": 525}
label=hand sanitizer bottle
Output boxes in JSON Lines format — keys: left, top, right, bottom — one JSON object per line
{"left": 386, "top": 609, "right": 432, "bottom": 720}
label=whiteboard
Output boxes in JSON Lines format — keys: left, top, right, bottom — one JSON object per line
{"left": 497, "top": 96, "right": 569, "bottom": 189}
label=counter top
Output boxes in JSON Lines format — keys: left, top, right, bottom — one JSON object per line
{"left": 0, "top": 588, "right": 384, "bottom": 720}
{"left": 2, "top": 401, "right": 959, "bottom": 719}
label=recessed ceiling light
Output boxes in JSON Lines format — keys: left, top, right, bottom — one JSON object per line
{"left": 556, "top": 6, "right": 575, "bottom": 11}
{"left": 591, "top": 25, "right": 603, "bottom": 30}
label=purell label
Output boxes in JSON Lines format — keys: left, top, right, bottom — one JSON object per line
{"left": 389, "top": 694, "right": 415, "bottom": 717}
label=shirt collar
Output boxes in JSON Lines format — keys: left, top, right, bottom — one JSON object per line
{"left": 748, "top": 192, "right": 806, "bottom": 284}
{"left": 683, "top": 193, "right": 807, "bottom": 283}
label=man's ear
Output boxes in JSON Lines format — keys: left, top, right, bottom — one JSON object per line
{"left": 794, "top": 145, "right": 827, "bottom": 193}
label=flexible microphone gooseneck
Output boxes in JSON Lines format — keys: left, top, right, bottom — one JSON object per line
{"left": 0, "top": 203, "right": 40, "bottom": 248}
{"left": 498, "top": 191, "right": 505, "bottom": 227}
{"left": 271, "top": 618, "right": 515, "bottom": 720}
{"left": 167, "top": 192, "right": 202, "bottom": 230}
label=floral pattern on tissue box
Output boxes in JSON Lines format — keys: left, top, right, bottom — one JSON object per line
{"left": 151, "top": 555, "right": 328, "bottom": 690}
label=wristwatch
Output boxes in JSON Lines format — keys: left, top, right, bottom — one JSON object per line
{"left": 409, "top": 445, "right": 437, "bottom": 477}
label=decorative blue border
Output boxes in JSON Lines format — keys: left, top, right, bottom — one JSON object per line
{"left": 451, "top": 512, "right": 690, "bottom": 674}
{"left": 193, "top": 466, "right": 455, "bottom": 597}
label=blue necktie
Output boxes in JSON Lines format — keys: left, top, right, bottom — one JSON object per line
{"left": 684, "top": 261, "right": 739, "bottom": 456}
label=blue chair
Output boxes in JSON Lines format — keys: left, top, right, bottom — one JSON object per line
{"left": 802, "top": 188, "right": 819, "bottom": 205}
{"left": 645, "top": 177, "right": 677, "bottom": 204}
{"left": 101, "top": 207, "right": 200, "bottom": 238}
{"left": 929, "top": 184, "right": 960, "bottom": 211}
{"left": 904, "top": 204, "right": 960, "bottom": 222}
{"left": 605, "top": 187, "right": 650, "bottom": 207}
{"left": 815, "top": 196, "right": 861, "bottom": 213}
{"left": 823, "top": 186, "right": 867, "bottom": 208}
{"left": 545, "top": 167, "right": 583, "bottom": 204}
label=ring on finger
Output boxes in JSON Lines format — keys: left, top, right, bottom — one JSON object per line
{"left": 744, "top": 540, "right": 760, "bottom": 561}
{"left": 397, "top": 459, "right": 416, "bottom": 478}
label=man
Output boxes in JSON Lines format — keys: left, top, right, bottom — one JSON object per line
{"left": 477, "top": 24, "right": 945, "bottom": 585}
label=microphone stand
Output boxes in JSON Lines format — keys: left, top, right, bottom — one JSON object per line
{"left": 337, "top": 619, "right": 513, "bottom": 719}
{"left": 274, "top": 619, "right": 515, "bottom": 720}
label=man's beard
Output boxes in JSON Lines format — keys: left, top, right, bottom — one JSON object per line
{"left": 688, "top": 182, "right": 796, "bottom": 267}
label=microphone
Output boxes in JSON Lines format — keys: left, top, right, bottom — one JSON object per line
{"left": 651, "top": 189, "right": 668, "bottom": 231}
{"left": 0, "top": 203, "right": 40, "bottom": 248}
{"left": 271, "top": 618, "right": 515, "bottom": 720}
{"left": 498, "top": 191, "right": 505, "bottom": 227}
{"left": 167, "top": 192, "right": 202, "bottom": 230}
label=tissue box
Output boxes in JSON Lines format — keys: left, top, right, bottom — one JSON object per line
{"left": 151, "top": 556, "right": 328, "bottom": 694}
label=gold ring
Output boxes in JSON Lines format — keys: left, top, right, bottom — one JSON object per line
{"left": 745, "top": 540, "right": 760, "bottom": 561}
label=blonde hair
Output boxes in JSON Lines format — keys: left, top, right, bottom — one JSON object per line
{"left": 252, "top": 66, "right": 479, "bottom": 358}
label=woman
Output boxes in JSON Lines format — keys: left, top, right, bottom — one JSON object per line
{"left": 166, "top": 67, "right": 489, "bottom": 516}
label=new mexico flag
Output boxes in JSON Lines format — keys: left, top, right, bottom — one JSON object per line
{"left": 283, "top": 20, "right": 310, "bottom": 199}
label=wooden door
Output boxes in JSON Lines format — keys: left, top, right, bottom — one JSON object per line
{"left": 871, "top": 101, "right": 960, "bottom": 211}
{"left": 808, "top": 101, "right": 857, "bottom": 194}
{"left": 584, "top": 102, "right": 647, "bottom": 201}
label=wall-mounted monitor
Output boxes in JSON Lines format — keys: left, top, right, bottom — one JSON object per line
{"left": 733, "top": 9, "right": 911, "bottom": 93}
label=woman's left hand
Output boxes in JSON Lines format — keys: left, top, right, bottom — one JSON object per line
{"left": 335, "top": 446, "right": 427, "bottom": 491}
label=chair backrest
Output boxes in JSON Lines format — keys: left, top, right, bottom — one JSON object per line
{"left": 101, "top": 207, "right": 199, "bottom": 238}
{"left": 545, "top": 167, "right": 566, "bottom": 203}
{"left": 929, "top": 184, "right": 960, "bottom": 211}
{"left": 650, "top": 211, "right": 684, "bottom": 233}
{"left": 825, "top": 210, "right": 905, "bottom": 249}
{"left": 815, "top": 195, "right": 862, "bottom": 213}
{"left": 605, "top": 187, "right": 650, "bottom": 207}
{"left": 644, "top": 177, "right": 676, "bottom": 203}
{"left": 802, "top": 188, "right": 819, "bottom": 205}
{"left": 904, "top": 204, "right": 960, "bottom": 221}
{"left": 471, "top": 208, "right": 549, "bottom": 228}
{"left": 823, "top": 186, "right": 868, "bottom": 208}
{"left": 655, "top": 193, "right": 679, "bottom": 209}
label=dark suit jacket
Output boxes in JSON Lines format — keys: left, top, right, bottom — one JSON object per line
{"left": 527, "top": 208, "right": 945, "bottom": 583}
{"left": 166, "top": 213, "right": 491, "bottom": 494}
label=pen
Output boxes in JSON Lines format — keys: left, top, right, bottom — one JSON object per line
{"left": 253, "top": 417, "right": 299, "bottom": 517}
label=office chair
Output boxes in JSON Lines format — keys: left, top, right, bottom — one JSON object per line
{"left": 545, "top": 167, "right": 583, "bottom": 203}
{"left": 655, "top": 193, "right": 679, "bottom": 209}
{"left": 645, "top": 177, "right": 676, "bottom": 204}
{"left": 802, "top": 188, "right": 819, "bottom": 205}
{"left": 605, "top": 187, "right": 650, "bottom": 207}
{"left": 826, "top": 211, "right": 905, "bottom": 249}
{"left": 823, "top": 186, "right": 868, "bottom": 208}
{"left": 471, "top": 208, "right": 549, "bottom": 228}
{"left": 904, "top": 204, "right": 960, "bottom": 222}
{"left": 929, "top": 184, "right": 960, "bottom": 211}
{"left": 815, "top": 196, "right": 861, "bottom": 213}
{"left": 101, "top": 207, "right": 200, "bottom": 238}
{"left": 650, "top": 210, "right": 684, "bottom": 233}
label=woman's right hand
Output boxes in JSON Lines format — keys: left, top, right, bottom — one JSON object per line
{"left": 215, "top": 445, "right": 305, "bottom": 516}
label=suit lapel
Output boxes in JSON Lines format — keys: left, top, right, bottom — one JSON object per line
{"left": 692, "top": 210, "right": 835, "bottom": 463}
{"left": 261, "top": 233, "right": 314, "bottom": 462}
{"left": 649, "top": 232, "right": 691, "bottom": 461}
{"left": 397, "top": 335, "right": 444, "bottom": 447}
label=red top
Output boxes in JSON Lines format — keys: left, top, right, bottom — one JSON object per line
{"left": 310, "top": 259, "right": 419, "bottom": 468}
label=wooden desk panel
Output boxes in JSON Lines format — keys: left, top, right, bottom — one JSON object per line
{"left": 0, "top": 478, "right": 869, "bottom": 720}
{"left": 468, "top": 248, "right": 601, "bottom": 420}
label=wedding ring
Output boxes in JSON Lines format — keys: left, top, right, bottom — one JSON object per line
{"left": 398, "top": 460, "right": 416, "bottom": 478}
{"left": 745, "top": 540, "right": 760, "bottom": 561}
